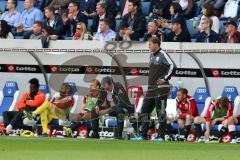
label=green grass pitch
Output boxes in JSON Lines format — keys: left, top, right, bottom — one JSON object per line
{"left": 0, "top": 136, "right": 239, "bottom": 160}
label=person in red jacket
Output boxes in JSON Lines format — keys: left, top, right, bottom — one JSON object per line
{"left": 175, "top": 88, "right": 198, "bottom": 140}
{"left": 3, "top": 78, "right": 46, "bottom": 132}
{"left": 194, "top": 96, "right": 233, "bottom": 142}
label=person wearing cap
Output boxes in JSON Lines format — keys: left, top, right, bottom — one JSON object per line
{"left": 196, "top": 17, "right": 219, "bottom": 43}
{"left": 165, "top": 16, "right": 191, "bottom": 42}
{"left": 220, "top": 19, "right": 240, "bottom": 43}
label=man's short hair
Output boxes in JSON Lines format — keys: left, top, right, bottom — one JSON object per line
{"left": 148, "top": 37, "right": 161, "bottom": 46}
{"left": 99, "top": 18, "right": 110, "bottom": 26}
{"left": 101, "top": 76, "right": 113, "bottom": 87}
{"left": 29, "top": 78, "right": 39, "bottom": 89}
{"left": 178, "top": 88, "right": 188, "bottom": 95}
{"left": 97, "top": 1, "right": 106, "bottom": 9}
{"left": 92, "top": 79, "right": 101, "bottom": 88}
{"left": 44, "top": 6, "right": 55, "bottom": 13}
{"left": 202, "top": 17, "right": 213, "bottom": 29}
{"left": 33, "top": 21, "right": 43, "bottom": 28}
{"left": 70, "top": 1, "right": 79, "bottom": 9}
{"left": 29, "top": 0, "right": 35, "bottom": 5}
{"left": 11, "top": 0, "right": 18, "bottom": 8}
{"left": 129, "top": 0, "right": 139, "bottom": 8}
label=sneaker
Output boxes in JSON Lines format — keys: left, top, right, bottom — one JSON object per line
{"left": 230, "top": 139, "right": 237, "bottom": 144}
{"left": 177, "top": 135, "right": 186, "bottom": 141}
{"left": 195, "top": 138, "right": 204, "bottom": 143}
{"left": 63, "top": 127, "right": 73, "bottom": 138}
{"left": 23, "top": 110, "right": 34, "bottom": 120}
{"left": 130, "top": 136, "right": 145, "bottom": 140}
{"left": 151, "top": 136, "right": 164, "bottom": 142}
{"left": 208, "top": 136, "right": 220, "bottom": 143}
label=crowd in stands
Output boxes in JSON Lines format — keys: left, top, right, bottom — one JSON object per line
{"left": 0, "top": 0, "right": 239, "bottom": 43}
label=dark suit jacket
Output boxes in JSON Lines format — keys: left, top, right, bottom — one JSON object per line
{"left": 64, "top": 11, "right": 88, "bottom": 36}
{"left": 96, "top": 82, "right": 133, "bottom": 113}
{"left": 44, "top": 14, "right": 64, "bottom": 35}
{"left": 121, "top": 11, "right": 146, "bottom": 37}
{"left": 91, "top": 12, "right": 116, "bottom": 33}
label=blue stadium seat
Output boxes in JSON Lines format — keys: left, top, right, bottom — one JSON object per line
{"left": 0, "top": 81, "right": 19, "bottom": 122}
{"left": 170, "top": 86, "right": 178, "bottom": 99}
{"left": 15, "top": 36, "right": 24, "bottom": 39}
{"left": 64, "top": 36, "right": 72, "bottom": 40}
{"left": 193, "top": 87, "right": 211, "bottom": 116}
{"left": 221, "top": 86, "right": 238, "bottom": 103}
{"left": 141, "top": 2, "right": 151, "bottom": 16}
{"left": 186, "top": 19, "right": 197, "bottom": 37}
{"left": 39, "top": 85, "right": 49, "bottom": 94}
{"left": 16, "top": 1, "right": 24, "bottom": 12}
{"left": 115, "top": 19, "right": 122, "bottom": 32}
{"left": 219, "top": 20, "right": 227, "bottom": 34}
{"left": 105, "top": 119, "right": 117, "bottom": 127}
{"left": 87, "top": 19, "right": 93, "bottom": 32}
{"left": 0, "top": 1, "right": 6, "bottom": 12}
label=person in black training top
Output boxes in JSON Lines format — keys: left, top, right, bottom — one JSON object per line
{"left": 131, "top": 37, "right": 177, "bottom": 141}
{"left": 166, "top": 17, "right": 191, "bottom": 42}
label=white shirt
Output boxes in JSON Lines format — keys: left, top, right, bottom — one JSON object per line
{"left": 179, "top": 0, "right": 188, "bottom": 11}
{"left": 97, "top": 14, "right": 106, "bottom": 32}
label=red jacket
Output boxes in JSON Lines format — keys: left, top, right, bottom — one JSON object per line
{"left": 177, "top": 95, "right": 199, "bottom": 118}
{"left": 206, "top": 100, "right": 233, "bottom": 122}
{"left": 16, "top": 91, "right": 46, "bottom": 111}
{"left": 51, "top": 95, "right": 74, "bottom": 110}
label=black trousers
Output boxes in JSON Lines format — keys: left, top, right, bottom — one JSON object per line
{"left": 140, "top": 95, "right": 167, "bottom": 139}
{"left": 3, "top": 107, "right": 35, "bottom": 129}
{"left": 90, "top": 106, "right": 132, "bottom": 139}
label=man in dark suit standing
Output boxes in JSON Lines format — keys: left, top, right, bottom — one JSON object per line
{"left": 91, "top": 2, "right": 116, "bottom": 33}
{"left": 120, "top": 0, "right": 146, "bottom": 38}
{"left": 91, "top": 76, "right": 134, "bottom": 139}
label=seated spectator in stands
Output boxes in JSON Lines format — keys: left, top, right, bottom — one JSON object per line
{"left": 165, "top": 16, "right": 191, "bottom": 42}
{"left": 72, "top": 22, "right": 91, "bottom": 40}
{"left": 198, "top": 0, "right": 225, "bottom": 11}
{"left": 161, "top": 3, "right": 188, "bottom": 32}
{"left": 24, "top": 83, "right": 74, "bottom": 137}
{"left": 30, "top": 21, "right": 43, "bottom": 39}
{"left": 143, "top": 21, "right": 163, "bottom": 42}
{"left": 94, "top": 18, "right": 116, "bottom": 41}
{"left": 91, "top": 2, "right": 116, "bottom": 33}
{"left": 149, "top": 0, "right": 171, "bottom": 20}
{"left": 48, "top": 0, "right": 71, "bottom": 14}
{"left": 0, "top": 0, "right": 20, "bottom": 29}
{"left": 63, "top": 1, "right": 88, "bottom": 36}
{"left": 116, "top": 0, "right": 141, "bottom": 19}
{"left": 179, "top": 0, "right": 194, "bottom": 19}
{"left": 44, "top": 6, "right": 64, "bottom": 36}
{"left": 220, "top": 19, "right": 240, "bottom": 43}
{"left": 121, "top": 0, "right": 146, "bottom": 38}
{"left": 0, "top": 20, "right": 14, "bottom": 39}
{"left": 13, "top": 0, "right": 44, "bottom": 39}
{"left": 197, "top": 4, "right": 220, "bottom": 34}
{"left": 3, "top": 78, "right": 45, "bottom": 133}
{"left": 79, "top": 0, "right": 97, "bottom": 17}
{"left": 196, "top": 17, "right": 219, "bottom": 43}
{"left": 115, "top": 24, "right": 139, "bottom": 41}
